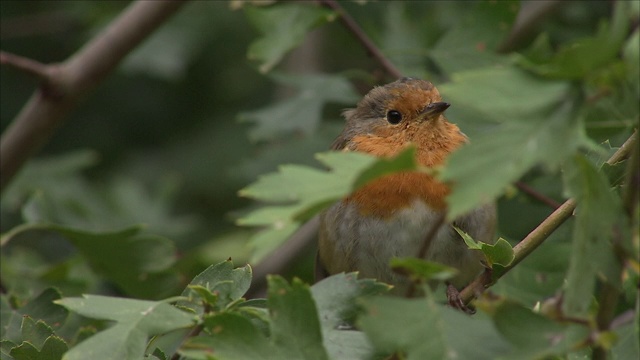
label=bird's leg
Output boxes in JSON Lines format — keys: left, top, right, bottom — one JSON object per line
{"left": 445, "top": 282, "right": 475, "bottom": 314}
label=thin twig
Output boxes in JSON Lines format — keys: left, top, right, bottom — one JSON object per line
{"left": 459, "top": 131, "right": 638, "bottom": 304}
{"left": 318, "top": 0, "right": 402, "bottom": 79}
{"left": 0, "top": 51, "right": 53, "bottom": 83}
{"left": 497, "top": 0, "right": 564, "bottom": 53}
{"left": 515, "top": 181, "right": 561, "bottom": 209}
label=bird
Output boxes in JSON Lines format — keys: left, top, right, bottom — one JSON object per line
{"left": 315, "top": 77, "right": 496, "bottom": 312}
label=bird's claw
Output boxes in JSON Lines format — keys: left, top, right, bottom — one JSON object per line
{"left": 446, "top": 283, "right": 475, "bottom": 314}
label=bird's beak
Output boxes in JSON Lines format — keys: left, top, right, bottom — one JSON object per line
{"left": 420, "top": 102, "right": 450, "bottom": 120}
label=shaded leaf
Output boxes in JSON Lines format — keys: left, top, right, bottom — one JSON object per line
{"left": 56, "top": 295, "right": 196, "bottom": 360}
{"left": 359, "top": 296, "right": 512, "bottom": 360}
{"left": 430, "top": 0, "right": 519, "bottom": 74}
{"left": 311, "top": 273, "right": 389, "bottom": 360}
{"left": 441, "top": 98, "right": 589, "bottom": 218}
{"left": 239, "top": 73, "right": 358, "bottom": 141}
{"left": 492, "top": 301, "right": 590, "bottom": 359}
{"left": 1, "top": 224, "right": 180, "bottom": 299}
{"left": 9, "top": 335, "right": 67, "bottom": 360}
{"left": 183, "top": 313, "right": 276, "bottom": 360}
{"left": 267, "top": 276, "right": 327, "bottom": 360}
{"left": 389, "top": 258, "right": 458, "bottom": 282}
{"left": 183, "top": 276, "right": 327, "bottom": 360}
{"left": 245, "top": 4, "right": 335, "bottom": 73}
{"left": 0, "top": 289, "right": 68, "bottom": 344}
{"left": 517, "top": 1, "right": 630, "bottom": 79}
{"left": 439, "top": 66, "right": 569, "bottom": 122}
{"left": 20, "top": 317, "right": 53, "bottom": 350}
{"left": 562, "top": 154, "right": 623, "bottom": 317}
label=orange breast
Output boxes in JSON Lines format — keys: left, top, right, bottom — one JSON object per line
{"left": 344, "top": 120, "right": 467, "bottom": 218}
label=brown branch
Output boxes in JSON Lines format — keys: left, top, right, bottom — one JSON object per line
{"left": 318, "top": 0, "right": 402, "bottom": 79}
{"left": 0, "top": 0, "right": 189, "bottom": 192}
{"left": 0, "top": 51, "right": 53, "bottom": 83}
{"left": 497, "top": 0, "right": 564, "bottom": 53}
{"left": 460, "top": 131, "right": 639, "bottom": 304}
{"left": 515, "top": 181, "right": 561, "bottom": 209}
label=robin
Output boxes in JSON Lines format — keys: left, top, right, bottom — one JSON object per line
{"left": 316, "top": 77, "right": 496, "bottom": 311}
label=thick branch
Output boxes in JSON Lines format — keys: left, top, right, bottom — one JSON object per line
{"left": 0, "top": 0, "right": 188, "bottom": 192}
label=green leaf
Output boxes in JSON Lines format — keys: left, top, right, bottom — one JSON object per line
{"left": 430, "top": 0, "right": 519, "bottom": 74}
{"left": 359, "top": 296, "right": 512, "bottom": 360}
{"left": 389, "top": 258, "right": 458, "bottom": 282}
{"left": 490, "top": 226, "right": 572, "bottom": 307}
{"left": 517, "top": 1, "right": 631, "bottom": 79}
{"left": 0, "top": 289, "right": 68, "bottom": 344}
{"left": 238, "top": 147, "right": 419, "bottom": 262}
{"left": 482, "top": 238, "right": 515, "bottom": 267}
{"left": 491, "top": 301, "right": 590, "bottom": 359}
{"left": 441, "top": 94, "right": 588, "bottom": 218}
{"left": 379, "top": 2, "right": 428, "bottom": 77}
{"left": 1, "top": 224, "right": 180, "bottom": 299}
{"left": 561, "top": 154, "right": 623, "bottom": 317}
{"left": 20, "top": 317, "right": 53, "bottom": 350}
{"left": 454, "top": 227, "right": 514, "bottom": 268}
{"left": 9, "top": 335, "right": 68, "bottom": 360}
{"left": 183, "top": 313, "right": 276, "bottom": 360}
{"left": 183, "top": 276, "right": 328, "bottom": 360}
{"left": 55, "top": 295, "right": 196, "bottom": 360}
{"left": 623, "top": 28, "right": 639, "bottom": 79}
{"left": 2, "top": 150, "right": 192, "bottom": 241}
{"left": 311, "top": 273, "right": 389, "bottom": 360}
{"left": 612, "top": 314, "right": 640, "bottom": 360}
{"left": 1, "top": 340, "right": 17, "bottom": 360}
{"left": 439, "top": 66, "right": 570, "bottom": 122}
{"left": 267, "top": 276, "right": 327, "bottom": 360}
{"left": 245, "top": 3, "right": 335, "bottom": 73}
{"left": 179, "top": 259, "right": 252, "bottom": 312}
{"left": 1, "top": 150, "right": 98, "bottom": 211}
{"left": 149, "top": 260, "right": 252, "bottom": 357}
{"left": 238, "top": 73, "right": 358, "bottom": 141}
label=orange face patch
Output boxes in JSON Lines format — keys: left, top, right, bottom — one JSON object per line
{"left": 345, "top": 119, "right": 467, "bottom": 217}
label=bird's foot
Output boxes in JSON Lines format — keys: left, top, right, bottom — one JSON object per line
{"left": 446, "top": 283, "right": 475, "bottom": 314}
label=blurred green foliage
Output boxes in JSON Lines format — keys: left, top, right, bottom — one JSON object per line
{"left": 0, "top": 0, "right": 638, "bottom": 359}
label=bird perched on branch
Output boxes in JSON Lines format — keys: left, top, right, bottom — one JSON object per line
{"left": 316, "top": 77, "right": 496, "bottom": 312}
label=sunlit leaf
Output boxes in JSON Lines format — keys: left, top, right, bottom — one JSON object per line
{"left": 238, "top": 148, "right": 419, "bottom": 262}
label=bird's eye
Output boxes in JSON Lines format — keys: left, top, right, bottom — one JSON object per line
{"left": 386, "top": 110, "right": 402, "bottom": 124}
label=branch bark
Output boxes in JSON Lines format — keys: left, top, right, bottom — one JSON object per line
{"left": 0, "top": 0, "right": 189, "bottom": 192}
